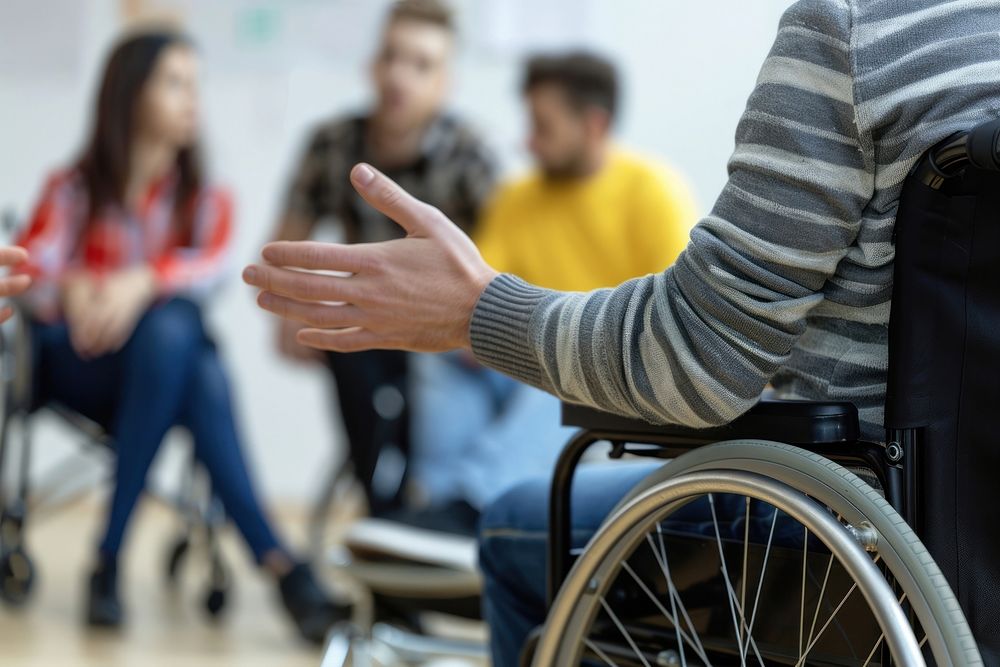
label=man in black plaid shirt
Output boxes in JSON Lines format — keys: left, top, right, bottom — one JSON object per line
{"left": 271, "top": 0, "right": 497, "bottom": 515}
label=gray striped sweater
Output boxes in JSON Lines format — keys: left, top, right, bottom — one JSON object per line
{"left": 469, "top": 0, "right": 1000, "bottom": 440}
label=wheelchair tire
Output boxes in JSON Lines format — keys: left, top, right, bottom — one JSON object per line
{"left": 534, "top": 440, "right": 981, "bottom": 667}
{"left": 165, "top": 536, "right": 190, "bottom": 584}
{"left": 0, "top": 546, "right": 35, "bottom": 607}
{"left": 204, "top": 586, "right": 227, "bottom": 618}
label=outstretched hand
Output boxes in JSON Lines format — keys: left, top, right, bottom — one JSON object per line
{"left": 244, "top": 164, "right": 499, "bottom": 353}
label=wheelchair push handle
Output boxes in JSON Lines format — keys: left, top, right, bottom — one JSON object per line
{"left": 967, "top": 118, "right": 1000, "bottom": 172}
{"left": 914, "top": 118, "right": 1000, "bottom": 189}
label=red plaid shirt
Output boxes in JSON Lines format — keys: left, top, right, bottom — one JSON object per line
{"left": 16, "top": 169, "right": 233, "bottom": 321}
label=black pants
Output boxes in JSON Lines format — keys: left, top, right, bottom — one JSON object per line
{"left": 326, "top": 349, "right": 410, "bottom": 516}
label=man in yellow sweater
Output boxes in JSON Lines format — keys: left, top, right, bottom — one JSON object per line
{"left": 476, "top": 52, "right": 696, "bottom": 291}
{"left": 407, "top": 52, "right": 697, "bottom": 531}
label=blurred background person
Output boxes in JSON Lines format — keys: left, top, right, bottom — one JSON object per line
{"left": 14, "top": 30, "right": 344, "bottom": 642}
{"left": 270, "top": 0, "right": 497, "bottom": 518}
{"left": 405, "top": 51, "right": 698, "bottom": 533}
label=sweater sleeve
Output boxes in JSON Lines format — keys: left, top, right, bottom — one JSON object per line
{"left": 469, "top": 0, "right": 876, "bottom": 427}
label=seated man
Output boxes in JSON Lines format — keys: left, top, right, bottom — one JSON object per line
{"left": 270, "top": 0, "right": 497, "bottom": 517}
{"left": 407, "top": 51, "right": 697, "bottom": 530}
{"left": 244, "top": 0, "right": 1000, "bottom": 662}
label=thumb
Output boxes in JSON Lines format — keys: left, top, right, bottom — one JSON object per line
{"left": 350, "top": 163, "right": 433, "bottom": 236}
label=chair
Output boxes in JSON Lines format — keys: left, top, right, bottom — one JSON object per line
{"left": 0, "top": 292, "right": 232, "bottom": 616}
{"left": 526, "top": 119, "right": 1000, "bottom": 666}
{"left": 315, "top": 493, "right": 489, "bottom": 665}
{"left": 310, "top": 365, "right": 490, "bottom": 665}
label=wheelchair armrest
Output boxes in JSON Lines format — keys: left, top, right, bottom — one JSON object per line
{"left": 561, "top": 398, "right": 860, "bottom": 446}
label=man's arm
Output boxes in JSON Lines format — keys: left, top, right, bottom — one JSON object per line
{"left": 472, "top": 0, "right": 873, "bottom": 426}
{"left": 245, "top": 0, "right": 874, "bottom": 426}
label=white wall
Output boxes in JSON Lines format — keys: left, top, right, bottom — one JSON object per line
{"left": 0, "top": 0, "right": 792, "bottom": 503}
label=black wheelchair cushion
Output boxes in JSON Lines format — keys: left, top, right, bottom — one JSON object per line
{"left": 562, "top": 398, "right": 860, "bottom": 446}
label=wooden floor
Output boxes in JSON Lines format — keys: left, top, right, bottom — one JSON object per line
{"left": 0, "top": 494, "right": 326, "bottom": 667}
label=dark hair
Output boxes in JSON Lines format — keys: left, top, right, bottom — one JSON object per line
{"left": 77, "top": 30, "right": 202, "bottom": 241}
{"left": 386, "top": 0, "right": 455, "bottom": 33}
{"left": 522, "top": 51, "right": 619, "bottom": 120}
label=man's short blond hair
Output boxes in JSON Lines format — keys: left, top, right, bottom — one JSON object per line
{"left": 386, "top": 0, "right": 455, "bottom": 33}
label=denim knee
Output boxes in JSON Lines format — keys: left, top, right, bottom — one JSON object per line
{"left": 188, "top": 347, "right": 232, "bottom": 410}
{"left": 478, "top": 477, "right": 551, "bottom": 577}
{"left": 126, "top": 299, "right": 205, "bottom": 372}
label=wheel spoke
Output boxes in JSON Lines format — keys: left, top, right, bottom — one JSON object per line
{"left": 861, "top": 634, "right": 884, "bottom": 667}
{"left": 599, "top": 596, "right": 653, "bottom": 667}
{"left": 799, "top": 525, "right": 808, "bottom": 657}
{"left": 708, "top": 494, "right": 748, "bottom": 667}
{"left": 650, "top": 527, "right": 688, "bottom": 665}
{"left": 585, "top": 638, "right": 624, "bottom": 667}
{"left": 741, "top": 496, "right": 751, "bottom": 649}
{"left": 795, "top": 581, "right": 858, "bottom": 666}
{"left": 742, "top": 507, "right": 779, "bottom": 659}
{"left": 804, "top": 553, "right": 835, "bottom": 656}
{"left": 647, "top": 530, "right": 711, "bottom": 665}
{"left": 621, "top": 560, "right": 707, "bottom": 664}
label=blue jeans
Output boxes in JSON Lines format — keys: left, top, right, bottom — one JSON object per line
{"left": 479, "top": 463, "right": 661, "bottom": 666}
{"left": 479, "top": 462, "right": 805, "bottom": 666}
{"left": 32, "top": 298, "right": 284, "bottom": 563}
{"left": 410, "top": 352, "right": 575, "bottom": 509}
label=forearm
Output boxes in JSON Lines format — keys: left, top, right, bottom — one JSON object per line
{"left": 470, "top": 253, "right": 808, "bottom": 428}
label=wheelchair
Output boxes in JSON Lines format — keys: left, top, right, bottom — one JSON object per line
{"left": 310, "top": 368, "right": 489, "bottom": 665}
{"left": 525, "top": 119, "right": 1000, "bottom": 666}
{"left": 0, "top": 279, "right": 232, "bottom": 616}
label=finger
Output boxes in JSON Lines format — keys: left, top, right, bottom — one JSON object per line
{"left": 69, "top": 322, "right": 95, "bottom": 359}
{"left": 243, "top": 264, "right": 357, "bottom": 303}
{"left": 87, "top": 312, "right": 119, "bottom": 358}
{"left": 260, "top": 241, "right": 368, "bottom": 273}
{"left": 79, "top": 302, "right": 117, "bottom": 358}
{"left": 0, "top": 306, "right": 13, "bottom": 325}
{"left": 297, "top": 327, "right": 385, "bottom": 353}
{"left": 257, "top": 292, "right": 365, "bottom": 329}
{"left": 101, "top": 309, "right": 136, "bottom": 355}
{"left": 0, "top": 246, "right": 29, "bottom": 267}
{"left": 0, "top": 274, "right": 32, "bottom": 297}
{"left": 350, "top": 163, "right": 433, "bottom": 236}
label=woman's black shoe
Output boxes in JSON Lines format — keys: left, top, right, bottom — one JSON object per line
{"left": 86, "top": 559, "right": 123, "bottom": 628}
{"left": 278, "top": 563, "right": 349, "bottom": 645}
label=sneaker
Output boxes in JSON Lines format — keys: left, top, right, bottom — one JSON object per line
{"left": 86, "top": 559, "right": 123, "bottom": 628}
{"left": 278, "top": 563, "right": 349, "bottom": 645}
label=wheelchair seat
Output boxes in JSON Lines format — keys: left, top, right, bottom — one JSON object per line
{"left": 562, "top": 398, "right": 860, "bottom": 446}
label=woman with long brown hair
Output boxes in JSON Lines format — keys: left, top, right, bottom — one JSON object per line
{"left": 16, "top": 31, "right": 343, "bottom": 642}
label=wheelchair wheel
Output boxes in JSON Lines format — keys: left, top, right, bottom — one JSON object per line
{"left": 0, "top": 546, "right": 35, "bottom": 606}
{"left": 203, "top": 552, "right": 230, "bottom": 619}
{"left": 534, "top": 441, "right": 981, "bottom": 667}
{"left": 164, "top": 536, "right": 190, "bottom": 584}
